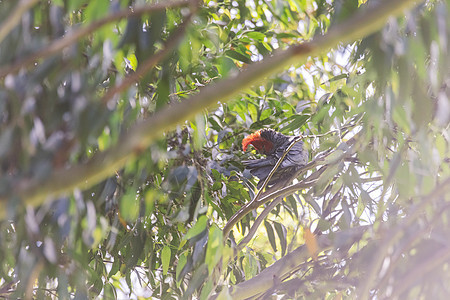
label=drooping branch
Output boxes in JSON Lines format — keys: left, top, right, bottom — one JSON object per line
{"left": 0, "top": 0, "right": 419, "bottom": 217}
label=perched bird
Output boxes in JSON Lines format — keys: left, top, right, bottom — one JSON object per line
{"left": 242, "top": 129, "right": 308, "bottom": 189}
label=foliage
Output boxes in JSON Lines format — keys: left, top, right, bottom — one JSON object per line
{"left": 0, "top": 0, "right": 449, "bottom": 299}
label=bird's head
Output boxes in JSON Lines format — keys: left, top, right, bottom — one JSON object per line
{"left": 242, "top": 129, "right": 275, "bottom": 155}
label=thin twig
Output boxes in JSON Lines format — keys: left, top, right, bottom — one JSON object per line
{"left": 237, "top": 166, "right": 327, "bottom": 250}
{"left": 223, "top": 164, "right": 326, "bottom": 239}
{"left": 254, "top": 135, "right": 304, "bottom": 202}
{"left": 237, "top": 196, "right": 283, "bottom": 250}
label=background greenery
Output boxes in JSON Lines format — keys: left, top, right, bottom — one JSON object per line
{"left": 0, "top": 0, "right": 449, "bottom": 299}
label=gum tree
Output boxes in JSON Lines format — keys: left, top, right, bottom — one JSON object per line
{"left": 0, "top": 0, "right": 449, "bottom": 298}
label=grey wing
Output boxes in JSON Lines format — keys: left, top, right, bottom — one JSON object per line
{"left": 264, "top": 165, "right": 300, "bottom": 188}
{"left": 242, "top": 158, "right": 274, "bottom": 168}
{"left": 243, "top": 158, "right": 276, "bottom": 181}
{"left": 277, "top": 142, "right": 308, "bottom": 169}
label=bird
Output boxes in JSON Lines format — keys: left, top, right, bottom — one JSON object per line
{"left": 242, "top": 128, "right": 308, "bottom": 189}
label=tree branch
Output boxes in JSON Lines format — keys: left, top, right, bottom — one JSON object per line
{"left": 223, "top": 165, "right": 326, "bottom": 241}
{"left": 217, "top": 225, "right": 369, "bottom": 300}
{"left": 391, "top": 246, "right": 450, "bottom": 298}
{"left": 357, "top": 175, "right": 450, "bottom": 299}
{"left": 236, "top": 196, "right": 284, "bottom": 250}
{"left": 0, "top": 0, "right": 419, "bottom": 217}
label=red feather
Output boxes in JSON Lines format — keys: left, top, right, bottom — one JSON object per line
{"left": 242, "top": 130, "right": 273, "bottom": 153}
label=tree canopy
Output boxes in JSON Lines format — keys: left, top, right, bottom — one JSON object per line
{"left": 0, "top": 0, "right": 449, "bottom": 299}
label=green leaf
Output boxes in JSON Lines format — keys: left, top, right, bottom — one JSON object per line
{"left": 205, "top": 224, "right": 223, "bottom": 274}
{"left": 273, "top": 222, "right": 287, "bottom": 256}
{"left": 120, "top": 189, "right": 139, "bottom": 221}
{"left": 200, "top": 277, "right": 214, "bottom": 300}
{"left": 225, "top": 50, "right": 252, "bottom": 64}
{"left": 109, "top": 258, "right": 120, "bottom": 277}
{"left": 144, "top": 190, "right": 157, "bottom": 216}
{"left": 392, "top": 105, "right": 411, "bottom": 135}
{"left": 306, "top": 195, "right": 322, "bottom": 215}
{"left": 211, "top": 181, "right": 222, "bottom": 191}
{"left": 261, "top": 41, "right": 273, "bottom": 51}
{"left": 126, "top": 53, "right": 138, "bottom": 71}
{"left": 176, "top": 252, "right": 188, "bottom": 285}
{"left": 84, "top": 0, "right": 109, "bottom": 21}
{"left": 281, "top": 114, "right": 310, "bottom": 133}
{"left": 314, "top": 162, "right": 343, "bottom": 196}
{"left": 435, "top": 134, "right": 447, "bottom": 159}
{"left": 341, "top": 200, "right": 352, "bottom": 228}
{"left": 246, "top": 31, "right": 266, "bottom": 41}
{"left": 322, "top": 149, "right": 345, "bottom": 165}
{"left": 215, "top": 56, "right": 238, "bottom": 77}
{"left": 52, "top": 0, "right": 64, "bottom": 6}
{"left": 321, "top": 74, "right": 349, "bottom": 85}
{"left": 264, "top": 221, "right": 277, "bottom": 252}
{"left": 248, "top": 103, "right": 258, "bottom": 121}
{"left": 184, "top": 215, "right": 208, "bottom": 240}
{"left": 243, "top": 253, "right": 258, "bottom": 279}
{"left": 161, "top": 245, "right": 171, "bottom": 276}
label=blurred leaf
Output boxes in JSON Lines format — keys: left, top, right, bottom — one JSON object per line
{"left": 0, "top": 126, "right": 13, "bottom": 157}
{"left": 185, "top": 215, "right": 208, "bottom": 240}
{"left": 280, "top": 114, "right": 310, "bottom": 133}
{"left": 322, "top": 149, "right": 345, "bottom": 165}
{"left": 176, "top": 252, "right": 188, "bottom": 285}
{"left": 315, "top": 162, "right": 344, "bottom": 195}
{"left": 205, "top": 224, "right": 223, "bottom": 274}
{"left": 120, "top": 189, "right": 139, "bottom": 221}
{"left": 246, "top": 31, "right": 266, "bottom": 41}
{"left": 161, "top": 245, "right": 171, "bottom": 276}
{"left": 84, "top": 0, "right": 109, "bottom": 21}
{"left": 225, "top": 50, "right": 252, "bottom": 64}
{"left": 303, "top": 227, "right": 318, "bottom": 261}
{"left": 215, "top": 56, "right": 238, "bottom": 77}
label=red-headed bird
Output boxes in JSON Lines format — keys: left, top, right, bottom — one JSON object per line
{"left": 242, "top": 129, "right": 308, "bottom": 189}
